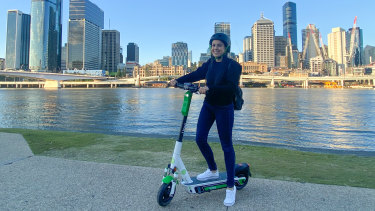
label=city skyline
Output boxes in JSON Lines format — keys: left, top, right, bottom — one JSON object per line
{"left": 1, "top": 0, "right": 374, "bottom": 66}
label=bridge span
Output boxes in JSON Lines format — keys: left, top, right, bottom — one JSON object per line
{"left": 241, "top": 75, "right": 375, "bottom": 88}
{"left": 0, "top": 71, "right": 167, "bottom": 89}
{"left": 1, "top": 70, "right": 375, "bottom": 89}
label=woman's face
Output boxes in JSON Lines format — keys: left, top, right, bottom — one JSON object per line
{"left": 211, "top": 40, "right": 226, "bottom": 58}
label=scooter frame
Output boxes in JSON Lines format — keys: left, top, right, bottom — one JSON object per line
{"left": 157, "top": 83, "right": 250, "bottom": 206}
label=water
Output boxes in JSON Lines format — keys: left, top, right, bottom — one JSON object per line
{"left": 1, "top": 88, "right": 374, "bottom": 152}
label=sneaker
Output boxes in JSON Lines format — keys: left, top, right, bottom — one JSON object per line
{"left": 224, "top": 186, "right": 236, "bottom": 206}
{"left": 196, "top": 169, "right": 219, "bottom": 181}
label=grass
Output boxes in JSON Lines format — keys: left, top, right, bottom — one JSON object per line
{"left": 1, "top": 128, "right": 374, "bottom": 189}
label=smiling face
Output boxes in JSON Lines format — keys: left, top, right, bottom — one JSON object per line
{"left": 211, "top": 40, "right": 226, "bottom": 58}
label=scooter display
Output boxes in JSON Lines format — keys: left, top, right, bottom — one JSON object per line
{"left": 157, "top": 82, "right": 251, "bottom": 206}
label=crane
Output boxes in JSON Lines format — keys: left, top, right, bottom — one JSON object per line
{"left": 347, "top": 16, "right": 358, "bottom": 67}
{"left": 300, "top": 24, "right": 322, "bottom": 69}
{"left": 309, "top": 24, "right": 323, "bottom": 59}
{"left": 319, "top": 32, "right": 328, "bottom": 60}
{"left": 300, "top": 30, "right": 310, "bottom": 69}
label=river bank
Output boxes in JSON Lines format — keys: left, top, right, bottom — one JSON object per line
{"left": 1, "top": 128, "right": 374, "bottom": 189}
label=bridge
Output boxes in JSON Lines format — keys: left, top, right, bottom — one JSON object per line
{"left": 241, "top": 75, "right": 375, "bottom": 88}
{"left": 0, "top": 71, "right": 168, "bottom": 89}
{"left": 1, "top": 70, "right": 375, "bottom": 89}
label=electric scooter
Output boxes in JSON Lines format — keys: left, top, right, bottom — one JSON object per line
{"left": 157, "top": 82, "right": 251, "bottom": 207}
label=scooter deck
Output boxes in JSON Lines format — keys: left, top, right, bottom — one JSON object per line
{"left": 182, "top": 172, "right": 242, "bottom": 194}
{"left": 186, "top": 172, "right": 228, "bottom": 185}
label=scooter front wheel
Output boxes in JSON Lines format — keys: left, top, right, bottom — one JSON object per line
{"left": 157, "top": 182, "right": 175, "bottom": 206}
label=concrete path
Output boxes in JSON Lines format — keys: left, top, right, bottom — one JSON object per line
{"left": 1, "top": 132, "right": 374, "bottom": 211}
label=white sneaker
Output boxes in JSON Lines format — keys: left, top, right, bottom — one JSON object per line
{"left": 196, "top": 169, "right": 219, "bottom": 181}
{"left": 224, "top": 186, "right": 236, "bottom": 206}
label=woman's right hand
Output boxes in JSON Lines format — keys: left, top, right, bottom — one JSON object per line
{"left": 169, "top": 79, "right": 177, "bottom": 87}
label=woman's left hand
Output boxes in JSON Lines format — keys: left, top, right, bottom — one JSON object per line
{"left": 199, "top": 86, "right": 209, "bottom": 94}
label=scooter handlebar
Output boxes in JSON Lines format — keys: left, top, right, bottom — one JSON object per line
{"left": 175, "top": 83, "right": 199, "bottom": 93}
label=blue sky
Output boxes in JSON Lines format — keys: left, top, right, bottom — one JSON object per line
{"left": 1, "top": 0, "right": 374, "bottom": 65}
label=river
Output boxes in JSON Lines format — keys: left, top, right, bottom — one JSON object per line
{"left": 1, "top": 88, "right": 374, "bottom": 152}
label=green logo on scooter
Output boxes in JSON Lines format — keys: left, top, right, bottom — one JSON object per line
{"left": 181, "top": 91, "right": 193, "bottom": 116}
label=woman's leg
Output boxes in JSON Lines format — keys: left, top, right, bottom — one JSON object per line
{"left": 196, "top": 102, "right": 217, "bottom": 171}
{"left": 215, "top": 104, "right": 235, "bottom": 187}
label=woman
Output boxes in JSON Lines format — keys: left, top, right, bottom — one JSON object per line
{"left": 170, "top": 33, "right": 242, "bottom": 206}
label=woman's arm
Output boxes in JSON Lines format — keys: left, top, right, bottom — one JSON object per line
{"left": 175, "top": 59, "right": 211, "bottom": 84}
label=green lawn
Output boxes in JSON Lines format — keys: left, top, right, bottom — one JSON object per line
{"left": 1, "top": 128, "right": 374, "bottom": 189}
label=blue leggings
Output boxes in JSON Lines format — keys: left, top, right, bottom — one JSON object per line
{"left": 196, "top": 101, "right": 236, "bottom": 188}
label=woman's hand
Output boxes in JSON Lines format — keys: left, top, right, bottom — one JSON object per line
{"left": 199, "top": 86, "right": 209, "bottom": 94}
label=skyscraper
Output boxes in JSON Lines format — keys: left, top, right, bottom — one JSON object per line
{"left": 126, "top": 43, "right": 139, "bottom": 64}
{"left": 172, "top": 42, "right": 188, "bottom": 68}
{"left": 5, "top": 10, "right": 30, "bottom": 70}
{"left": 120, "top": 47, "right": 124, "bottom": 64}
{"left": 283, "top": 2, "right": 297, "bottom": 50}
{"left": 364, "top": 45, "right": 375, "bottom": 65}
{"left": 275, "top": 36, "right": 287, "bottom": 56}
{"left": 328, "top": 27, "right": 347, "bottom": 65}
{"left": 275, "top": 36, "right": 287, "bottom": 67}
{"left": 29, "top": 0, "right": 62, "bottom": 72}
{"left": 68, "top": 0, "right": 104, "bottom": 70}
{"left": 0, "top": 58, "right": 5, "bottom": 70}
{"left": 61, "top": 43, "right": 67, "bottom": 70}
{"left": 347, "top": 27, "right": 363, "bottom": 66}
{"left": 252, "top": 14, "right": 275, "bottom": 68}
{"left": 102, "top": 30, "right": 120, "bottom": 73}
{"left": 188, "top": 51, "right": 192, "bottom": 67}
{"left": 214, "top": 22, "right": 230, "bottom": 38}
{"left": 243, "top": 36, "right": 253, "bottom": 62}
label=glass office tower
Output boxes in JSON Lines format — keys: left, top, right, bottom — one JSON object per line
{"left": 102, "top": 30, "right": 121, "bottom": 73}
{"left": 5, "top": 10, "right": 30, "bottom": 70}
{"left": 68, "top": 0, "right": 104, "bottom": 70}
{"left": 126, "top": 43, "right": 139, "bottom": 64}
{"left": 283, "top": 2, "right": 297, "bottom": 50}
{"left": 172, "top": 42, "right": 188, "bottom": 68}
{"left": 214, "top": 22, "right": 231, "bottom": 38}
{"left": 29, "top": 0, "right": 62, "bottom": 72}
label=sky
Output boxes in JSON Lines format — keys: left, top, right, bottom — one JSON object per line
{"left": 0, "top": 0, "right": 374, "bottom": 65}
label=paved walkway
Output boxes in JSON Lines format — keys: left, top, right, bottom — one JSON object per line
{"left": 1, "top": 132, "right": 374, "bottom": 211}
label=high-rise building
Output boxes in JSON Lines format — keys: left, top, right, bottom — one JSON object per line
{"left": 214, "top": 22, "right": 230, "bottom": 38}
{"left": 301, "top": 24, "right": 320, "bottom": 68}
{"left": 0, "top": 58, "right": 5, "bottom": 70}
{"left": 275, "top": 36, "right": 287, "bottom": 67}
{"left": 243, "top": 36, "right": 253, "bottom": 62}
{"left": 102, "top": 30, "right": 120, "bottom": 73}
{"left": 68, "top": 0, "right": 104, "bottom": 70}
{"left": 323, "top": 59, "right": 338, "bottom": 76}
{"left": 188, "top": 51, "right": 192, "bottom": 67}
{"left": 158, "top": 56, "right": 171, "bottom": 67}
{"left": 328, "top": 27, "right": 347, "bottom": 65}
{"left": 61, "top": 43, "right": 67, "bottom": 70}
{"left": 252, "top": 14, "right": 275, "bottom": 68}
{"left": 29, "top": 0, "right": 62, "bottom": 72}
{"left": 126, "top": 43, "right": 139, "bottom": 64}
{"left": 364, "top": 45, "right": 375, "bottom": 65}
{"left": 347, "top": 27, "right": 363, "bottom": 66}
{"left": 172, "top": 42, "right": 188, "bottom": 67}
{"left": 5, "top": 10, "right": 30, "bottom": 70}
{"left": 120, "top": 47, "right": 124, "bottom": 64}
{"left": 283, "top": 2, "right": 297, "bottom": 50}
{"left": 275, "top": 36, "right": 287, "bottom": 56}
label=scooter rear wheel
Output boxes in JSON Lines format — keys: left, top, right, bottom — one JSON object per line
{"left": 157, "top": 183, "right": 175, "bottom": 206}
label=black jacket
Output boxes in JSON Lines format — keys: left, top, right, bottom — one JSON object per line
{"left": 176, "top": 57, "right": 242, "bottom": 106}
